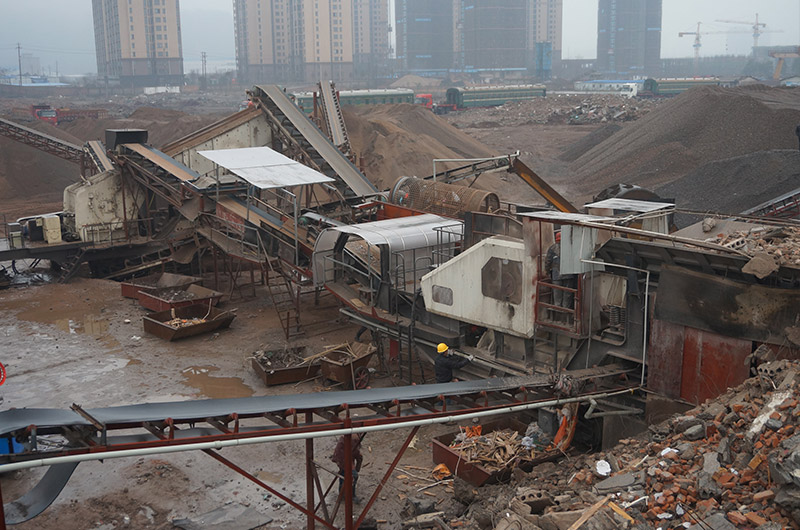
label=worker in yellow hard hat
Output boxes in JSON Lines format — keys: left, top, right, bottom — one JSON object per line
{"left": 434, "top": 343, "right": 473, "bottom": 384}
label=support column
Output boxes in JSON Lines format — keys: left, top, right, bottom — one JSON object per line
{"left": 306, "top": 412, "right": 315, "bottom": 530}
{"left": 343, "top": 417, "right": 354, "bottom": 530}
{"left": 1, "top": 477, "right": 6, "bottom": 530}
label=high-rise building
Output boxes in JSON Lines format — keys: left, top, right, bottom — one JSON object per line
{"left": 596, "top": 0, "right": 662, "bottom": 76}
{"left": 233, "top": 0, "right": 387, "bottom": 84}
{"left": 92, "top": 0, "right": 184, "bottom": 87}
{"left": 353, "top": 0, "right": 390, "bottom": 82}
{"left": 396, "top": 0, "right": 561, "bottom": 78}
{"left": 528, "top": 0, "right": 562, "bottom": 67}
{"left": 233, "top": 0, "right": 294, "bottom": 82}
{"left": 460, "top": 0, "right": 529, "bottom": 71}
{"left": 395, "top": 0, "right": 454, "bottom": 74}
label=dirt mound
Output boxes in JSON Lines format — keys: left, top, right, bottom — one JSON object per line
{"left": 559, "top": 123, "right": 622, "bottom": 163}
{"left": 59, "top": 107, "right": 222, "bottom": 148}
{"left": 0, "top": 118, "right": 82, "bottom": 219}
{"left": 568, "top": 86, "right": 800, "bottom": 199}
{"left": 344, "top": 103, "right": 498, "bottom": 191}
{"left": 657, "top": 150, "right": 800, "bottom": 214}
{"left": 389, "top": 74, "right": 441, "bottom": 90}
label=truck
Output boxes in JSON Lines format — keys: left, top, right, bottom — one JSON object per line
{"left": 414, "top": 93, "right": 455, "bottom": 115}
{"left": 29, "top": 104, "right": 109, "bottom": 126}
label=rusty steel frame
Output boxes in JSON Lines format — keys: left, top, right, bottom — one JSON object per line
{"left": 0, "top": 117, "right": 83, "bottom": 164}
{"left": 2, "top": 380, "right": 637, "bottom": 529}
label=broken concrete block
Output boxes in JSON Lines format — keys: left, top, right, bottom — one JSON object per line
{"left": 515, "top": 488, "right": 554, "bottom": 514}
{"left": 775, "top": 485, "right": 800, "bottom": 511}
{"left": 453, "top": 477, "right": 478, "bottom": 506}
{"left": 766, "top": 418, "right": 783, "bottom": 431}
{"left": 685, "top": 424, "right": 706, "bottom": 441}
{"left": 722, "top": 411, "right": 740, "bottom": 425}
{"left": 407, "top": 496, "right": 437, "bottom": 516}
{"left": 594, "top": 472, "right": 643, "bottom": 494}
{"left": 742, "top": 251, "right": 778, "bottom": 279}
{"left": 673, "top": 416, "right": 703, "bottom": 434}
{"left": 687, "top": 512, "right": 737, "bottom": 530}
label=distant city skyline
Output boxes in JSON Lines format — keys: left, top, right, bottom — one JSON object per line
{"left": 0, "top": 0, "right": 798, "bottom": 75}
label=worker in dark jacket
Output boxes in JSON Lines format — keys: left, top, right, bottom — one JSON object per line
{"left": 544, "top": 231, "right": 575, "bottom": 318}
{"left": 434, "top": 343, "right": 473, "bottom": 384}
{"left": 796, "top": 124, "right": 800, "bottom": 151}
{"left": 331, "top": 435, "right": 364, "bottom": 503}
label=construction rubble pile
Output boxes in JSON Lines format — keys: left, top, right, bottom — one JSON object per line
{"left": 449, "top": 425, "right": 552, "bottom": 473}
{"left": 402, "top": 361, "right": 800, "bottom": 530}
{"left": 714, "top": 226, "right": 800, "bottom": 268}
{"left": 446, "top": 94, "right": 661, "bottom": 129}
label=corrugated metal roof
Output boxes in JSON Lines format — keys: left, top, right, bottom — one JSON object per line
{"left": 584, "top": 198, "right": 674, "bottom": 212}
{"left": 519, "top": 211, "right": 616, "bottom": 222}
{"left": 198, "top": 146, "right": 335, "bottom": 189}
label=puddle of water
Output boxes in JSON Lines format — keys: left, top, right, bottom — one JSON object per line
{"left": 256, "top": 470, "right": 284, "bottom": 484}
{"left": 181, "top": 365, "right": 254, "bottom": 399}
{"left": 55, "top": 315, "right": 109, "bottom": 336}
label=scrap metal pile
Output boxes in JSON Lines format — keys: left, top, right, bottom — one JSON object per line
{"left": 445, "top": 360, "right": 800, "bottom": 529}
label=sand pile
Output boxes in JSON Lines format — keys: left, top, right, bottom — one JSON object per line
{"left": 60, "top": 106, "right": 222, "bottom": 148}
{"left": 568, "top": 86, "right": 800, "bottom": 200}
{"left": 0, "top": 119, "right": 84, "bottom": 220}
{"left": 344, "top": 103, "right": 498, "bottom": 191}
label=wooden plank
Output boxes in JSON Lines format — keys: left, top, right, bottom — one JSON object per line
{"left": 566, "top": 495, "right": 611, "bottom": 530}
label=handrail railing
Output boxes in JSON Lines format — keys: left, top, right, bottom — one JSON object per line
{"left": 535, "top": 277, "right": 582, "bottom": 335}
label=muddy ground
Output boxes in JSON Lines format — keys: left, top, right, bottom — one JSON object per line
{"left": 0, "top": 278, "right": 467, "bottom": 529}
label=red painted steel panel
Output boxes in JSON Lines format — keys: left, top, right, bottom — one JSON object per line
{"left": 648, "top": 318, "right": 685, "bottom": 399}
{"left": 680, "top": 327, "right": 751, "bottom": 405}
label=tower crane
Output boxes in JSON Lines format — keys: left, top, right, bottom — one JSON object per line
{"left": 678, "top": 22, "right": 751, "bottom": 74}
{"left": 714, "top": 13, "right": 783, "bottom": 51}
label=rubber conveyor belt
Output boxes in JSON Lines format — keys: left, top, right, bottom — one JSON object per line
{"left": 0, "top": 364, "right": 630, "bottom": 436}
{"left": 252, "top": 85, "right": 377, "bottom": 197}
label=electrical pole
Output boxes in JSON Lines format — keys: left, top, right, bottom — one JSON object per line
{"left": 201, "top": 51, "right": 207, "bottom": 91}
{"left": 17, "top": 43, "right": 22, "bottom": 86}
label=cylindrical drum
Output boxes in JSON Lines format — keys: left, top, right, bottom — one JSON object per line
{"left": 389, "top": 176, "right": 500, "bottom": 218}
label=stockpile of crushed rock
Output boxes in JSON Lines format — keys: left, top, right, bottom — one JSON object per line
{"left": 344, "top": 103, "right": 498, "bottom": 191}
{"left": 566, "top": 86, "right": 800, "bottom": 205}
{"left": 656, "top": 150, "right": 800, "bottom": 215}
{"left": 413, "top": 360, "right": 800, "bottom": 529}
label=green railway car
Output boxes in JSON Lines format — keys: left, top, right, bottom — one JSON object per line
{"left": 292, "top": 89, "right": 415, "bottom": 114}
{"left": 445, "top": 85, "right": 547, "bottom": 109}
{"left": 642, "top": 77, "right": 721, "bottom": 97}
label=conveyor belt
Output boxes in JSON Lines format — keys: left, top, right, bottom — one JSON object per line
{"left": 319, "top": 80, "right": 350, "bottom": 149}
{"left": 252, "top": 85, "right": 377, "bottom": 197}
{"left": 0, "top": 117, "right": 84, "bottom": 164}
{"left": 120, "top": 143, "right": 201, "bottom": 182}
{"left": 84, "top": 140, "right": 114, "bottom": 173}
{"left": 0, "top": 364, "right": 631, "bottom": 436}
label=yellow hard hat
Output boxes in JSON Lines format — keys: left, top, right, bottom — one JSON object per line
{"left": 437, "top": 343, "right": 449, "bottom": 353}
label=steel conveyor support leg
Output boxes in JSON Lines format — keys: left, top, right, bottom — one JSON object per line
{"left": 343, "top": 417, "right": 354, "bottom": 530}
{"left": 306, "top": 412, "right": 315, "bottom": 530}
{"left": 0, "top": 476, "right": 6, "bottom": 530}
{"left": 355, "top": 426, "right": 420, "bottom": 529}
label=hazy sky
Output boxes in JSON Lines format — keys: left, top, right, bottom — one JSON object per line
{"left": 0, "top": 1, "right": 797, "bottom": 75}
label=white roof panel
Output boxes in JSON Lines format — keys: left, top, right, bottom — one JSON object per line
{"left": 519, "top": 211, "right": 616, "bottom": 222}
{"left": 584, "top": 198, "right": 674, "bottom": 212}
{"left": 198, "top": 146, "right": 335, "bottom": 189}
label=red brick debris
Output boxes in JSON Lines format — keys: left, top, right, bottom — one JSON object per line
{"left": 442, "top": 360, "right": 800, "bottom": 529}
